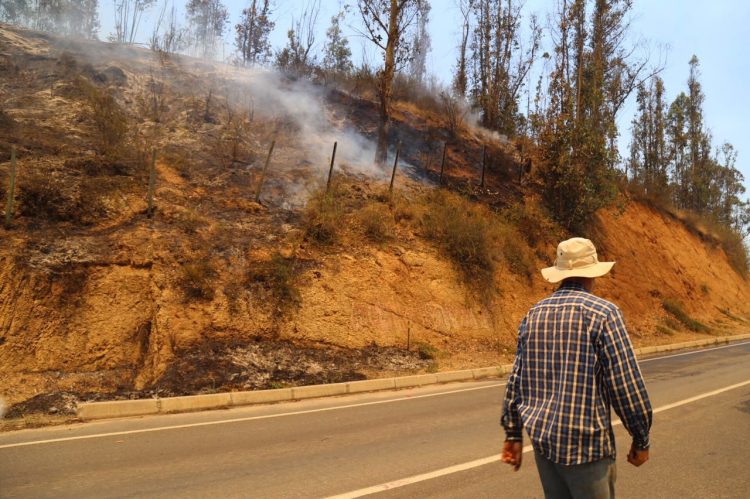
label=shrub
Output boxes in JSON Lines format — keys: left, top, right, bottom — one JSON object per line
{"left": 180, "top": 261, "right": 216, "bottom": 300}
{"left": 655, "top": 325, "right": 675, "bottom": 336}
{"left": 421, "top": 190, "right": 495, "bottom": 289}
{"left": 439, "top": 91, "right": 467, "bottom": 137}
{"left": 502, "top": 201, "right": 560, "bottom": 248}
{"left": 77, "top": 77, "right": 128, "bottom": 158}
{"left": 719, "top": 308, "right": 745, "bottom": 323}
{"left": 663, "top": 316, "right": 682, "bottom": 331}
{"left": 499, "top": 227, "right": 535, "bottom": 280}
{"left": 304, "top": 186, "right": 345, "bottom": 245}
{"left": 358, "top": 203, "right": 395, "bottom": 242}
{"left": 662, "top": 299, "right": 709, "bottom": 333}
{"left": 416, "top": 342, "right": 439, "bottom": 360}
{"left": 717, "top": 228, "right": 748, "bottom": 278}
{"left": 18, "top": 171, "right": 82, "bottom": 221}
{"left": 247, "top": 251, "right": 300, "bottom": 312}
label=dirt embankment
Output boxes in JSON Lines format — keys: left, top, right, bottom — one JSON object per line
{"left": 1, "top": 25, "right": 749, "bottom": 420}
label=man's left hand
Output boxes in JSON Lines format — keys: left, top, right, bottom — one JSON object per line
{"left": 627, "top": 443, "right": 649, "bottom": 467}
{"left": 501, "top": 440, "right": 523, "bottom": 471}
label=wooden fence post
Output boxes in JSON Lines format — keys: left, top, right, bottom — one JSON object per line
{"left": 4, "top": 146, "right": 17, "bottom": 228}
{"left": 389, "top": 143, "right": 401, "bottom": 198}
{"left": 254, "top": 139, "right": 276, "bottom": 203}
{"left": 147, "top": 149, "right": 156, "bottom": 218}
{"left": 480, "top": 145, "right": 487, "bottom": 188}
{"left": 439, "top": 142, "right": 447, "bottom": 185}
{"left": 326, "top": 141, "right": 338, "bottom": 194}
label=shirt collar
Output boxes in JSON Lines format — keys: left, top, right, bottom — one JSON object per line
{"left": 556, "top": 281, "right": 590, "bottom": 294}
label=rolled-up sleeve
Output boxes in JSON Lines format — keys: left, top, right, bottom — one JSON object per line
{"left": 597, "top": 306, "right": 653, "bottom": 449}
{"left": 501, "top": 317, "right": 526, "bottom": 441}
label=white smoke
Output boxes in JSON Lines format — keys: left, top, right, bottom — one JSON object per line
{"left": 215, "top": 65, "right": 388, "bottom": 181}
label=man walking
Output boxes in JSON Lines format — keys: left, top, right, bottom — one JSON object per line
{"left": 501, "top": 237, "right": 652, "bottom": 498}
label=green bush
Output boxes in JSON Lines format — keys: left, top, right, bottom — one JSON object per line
{"left": 421, "top": 190, "right": 494, "bottom": 289}
{"left": 416, "top": 342, "right": 439, "bottom": 360}
{"left": 662, "top": 299, "right": 709, "bottom": 333}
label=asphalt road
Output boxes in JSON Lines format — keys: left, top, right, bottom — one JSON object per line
{"left": 1, "top": 341, "right": 749, "bottom": 498}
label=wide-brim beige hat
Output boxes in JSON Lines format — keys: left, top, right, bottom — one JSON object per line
{"left": 541, "top": 237, "right": 614, "bottom": 283}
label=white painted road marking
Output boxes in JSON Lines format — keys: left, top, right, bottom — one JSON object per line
{"left": 0, "top": 383, "right": 505, "bottom": 450}
{"left": 639, "top": 341, "right": 750, "bottom": 363}
{"left": 327, "top": 379, "right": 750, "bottom": 498}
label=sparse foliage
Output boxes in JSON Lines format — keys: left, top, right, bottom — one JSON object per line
{"left": 275, "top": 0, "right": 320, "bottom": 77}
{"left": 186, "top": 0, "right": 228, "bottom": 58}
{"left": 112, "top": 0, "right": 156, "bottom": 44}
{"left": 357, "top": 0, "right": 426, "bottom": 164}
{"left": 235, "top": 0, "right": 274, "bottom": 66}
{"left": 304, "top": 185, "right": 345, "bottom": 244}
{"left": 406, "top": 1, "right": 430, "bottom": 85}
{"left": 421, "top": 190, "right": 495, "bottom": 290}
{"left": 469, "top": 0, "right": 541, "bottom": 135}
{"left": 247, "top": 252, "right": 301, "bottom": 312}
{"left": 150, "top": 1, "right": 187, "bottom": 54}
{"left": 358, "top": 202, "right": 395, "bottom": 242}
{"left": 78, "top": 78, "right": 128, "bottom": 158}
{"left": 322, "top": 9, "right": 353, "bottom": 76}
{"left": 1, "top": 0, "right": 100, "bottom": 38}
{"left": 452, "top": 0, "right": 474, "bottom": 97}
{"left": 439, "top": 91, "right": 467, "bottom": 137}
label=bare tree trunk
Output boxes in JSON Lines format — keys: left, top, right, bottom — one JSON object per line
{"left": 454, "top": 0, "right": 473, "bottom": 96}
{"left": 376, "top": 0, "right": 401, "bottom": 165}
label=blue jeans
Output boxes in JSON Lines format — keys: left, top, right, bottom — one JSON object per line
{"left": 533, "top": 451, "right": 617, "bottom": 499}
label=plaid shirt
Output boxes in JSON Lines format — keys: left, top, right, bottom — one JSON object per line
{"left": 501, "top": 281, "right": 652, "bottom": 465}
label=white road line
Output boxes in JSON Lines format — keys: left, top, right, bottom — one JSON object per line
{"left": 0, "top": 383, "right": 506, "bottom": 450}
{"left": 639, "top": 340, "right": 750, "bottom": 363}
{"left": 327, "top": 378, "right": 750, "bottom": 499}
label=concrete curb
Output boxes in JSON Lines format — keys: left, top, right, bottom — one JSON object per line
{"left": 76, "top": 333, "right": 750, "bottom": 421}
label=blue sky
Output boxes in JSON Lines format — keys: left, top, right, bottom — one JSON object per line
{"left": 99, "top": 0, "right": 749, "bottom": 183}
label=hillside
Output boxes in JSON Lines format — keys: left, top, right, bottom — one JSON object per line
{"left": 1, "top": 25, "right": 749, "bottom": 420}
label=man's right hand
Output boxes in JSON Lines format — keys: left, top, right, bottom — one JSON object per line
{"left": 501, "top": 440, "right": 523, "bottom": 471}
{"left": 627, "top": 443, "right": 649, "bottom": 467}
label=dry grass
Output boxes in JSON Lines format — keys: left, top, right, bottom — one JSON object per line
{"left": 180, "top": 261, "right": 217, "bottom": 301}
{"left": 357, "top": 202, "right": 395, "bottom": 243}
{"left": 247, "top": 251, "right": 301, "bottom": 313}
{"left": 303, "top": 184, "right": 347, "bottom": 245}
{"left": 662, "top": 299, "right": 709, "bottom": 333}
{"left": 77, "top": 77, "right": 129, "bottom": 158}
{"left": 631, "top": 190, "right": 749, "bottom": 278}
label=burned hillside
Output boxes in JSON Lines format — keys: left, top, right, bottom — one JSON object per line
{"left": 1, "top": 25, "right": 749, "bottom": 421}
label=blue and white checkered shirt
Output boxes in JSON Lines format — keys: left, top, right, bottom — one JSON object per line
{"left": 501, "top": 281, "right": 652, "bottom": 465}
